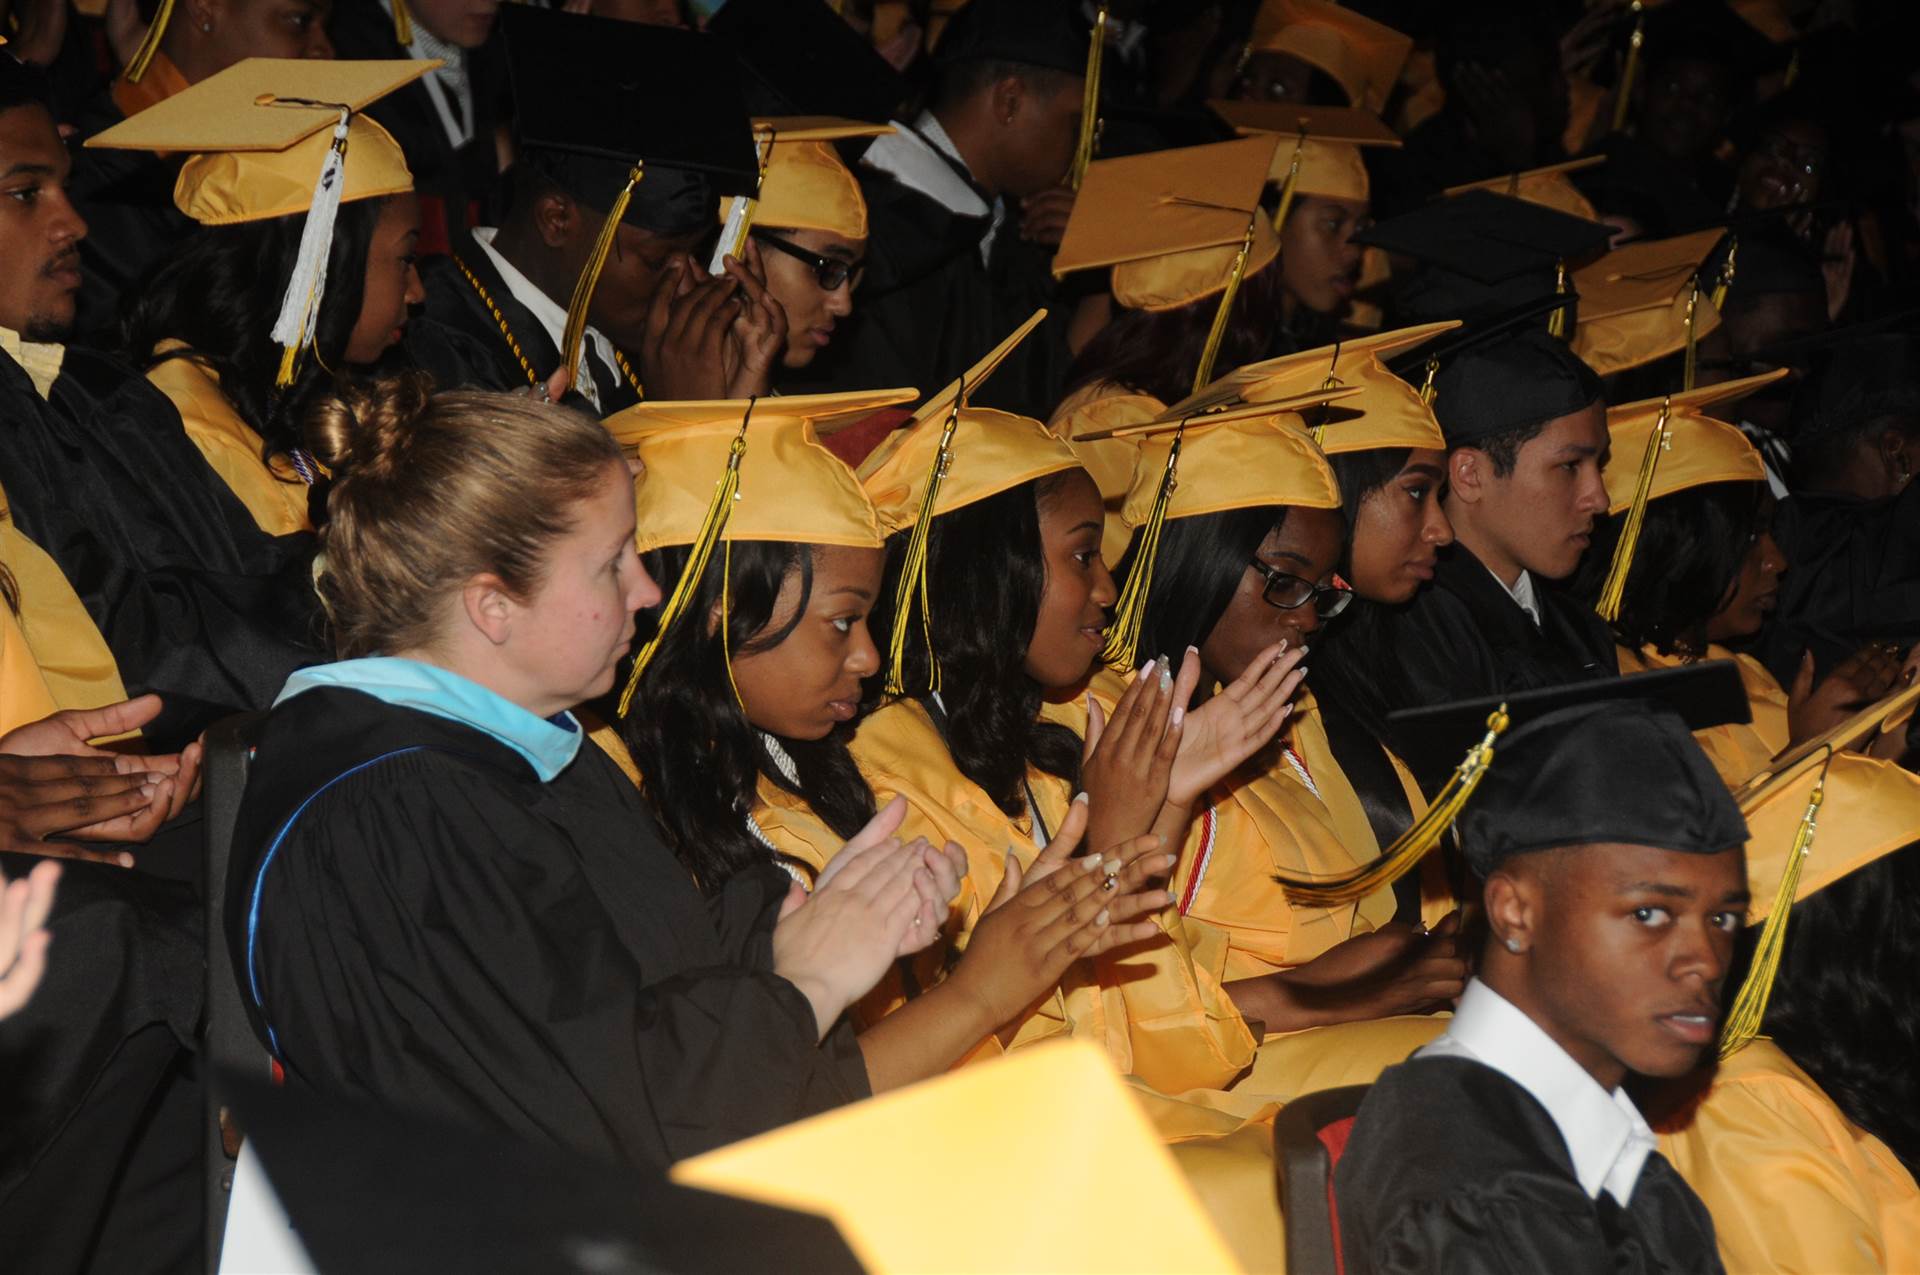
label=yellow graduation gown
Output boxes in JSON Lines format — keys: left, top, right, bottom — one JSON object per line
{"left": 0, "top": 481, "right": 129, "bottom": 715}
{"left": 146, "top": 343, "right": 313, "bottom": 537}
{"left": 1617, "top": 643, "right": 1789, "bottom": 786}
{"left": 1656, "top": 1041, "right": 1920, "bottom": 1274}
{"left": 0, "top": 591, "right": 58, "bottom": 737}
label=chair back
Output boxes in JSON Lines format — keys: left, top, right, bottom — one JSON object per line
{"left": 1273, "top": 1083, "right": 1372, "bottom": 1275}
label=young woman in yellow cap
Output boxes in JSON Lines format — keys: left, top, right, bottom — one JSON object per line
{"left": 607, "top": 392, "right": 1173, "bottom": 1091}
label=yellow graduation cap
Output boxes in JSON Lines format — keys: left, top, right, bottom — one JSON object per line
{"left": 714, "top": 117, "right": 892, "bottom": 265}
{"left": 1209, "top": 100, "right": 1401, "bottom": 212}
{"left": 1594, "top": 369, "right": 1787, "bottom": 621}
{"left": 1054, "top": 135, "right": 1281, "bottom": 393}
{"left": 87, "top": 59, "right": 432, "bottom": 388}
{"left": 1243, "top": 0, "right": 1413, "bottom": 117}
{"left": 609, "top": 388, "right": 915, "bottom": 713}
{"left": 674, "top": 1042, "right": 1241, "bottom": 1274}
{"left": 1570, "top": 228, "right": 1728, "bottom": 385}
{"left": 1047, "top": 388, "right": 1162, "bottom": 567}
{"left": 1443, "top": 156, "right": 1605, "bottom": 222}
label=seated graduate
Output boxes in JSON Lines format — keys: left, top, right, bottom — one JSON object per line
{"left": 1087, "top": 399, "right": 1467, "bottom": 1027}
{"left": 790, "top": 0, "right": 1085, "bottom": 419}
{"left": 1228, "top": 0, "right": 1412, "bottom": 118}
{"left": 0, "top": 55, "right": 321, "bottom": 748}
{"left": 1336, "top": 687, "right": 1749, "bottom": 1274}
{"left": 65, "top": 0, "right": 335, "bottom": 336}
{"left": 98, "top": 61, "right": 428, "bottom": 537}
{"left": 608, "top": 391, "right": 1172, "bottom": 1091}
{"left": 229, "top": 372, "right": 963, "bottom": 1168}
{"left": 406, "top": 8, "right": 784, "bottom": 413}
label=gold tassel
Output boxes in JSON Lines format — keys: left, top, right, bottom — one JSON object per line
{"left": 1610, "top": 0, "right": 1646, "bottom": 134}
{"left": 562, "top": 164, "right": 643, "bottom": 394}
{"left": 391, "top": 0, "right": 413, "bottom": 46}
{"left": 1277, "top": 706, "right": 1511, "bottom": 906}
{"left": 616, "top": 400, "right": 753, "bottom": 717}
{"left": 1597, "top": 396, "right": 1671, "bottom": 622}
{"left": 122, "top": 0, "right": 177, "bottom": 83}
{"left": 1719, "top": 753, "right": 1830, "bottom": 1059}
{"left": 883, "top": 396, "right": 963, "bottom": 695}
{"left": 1711, "top": 236, "right": 1738, "bottom": 310}
{"left": 1193, "top": 221, "right": 1256, "bottom": 394}
{"left": 1270, "top": 133, "right": 1306, "bottom": 234}
{"left": 1069, "top": 4, "right": 1109, "bottom": 190}
{"left": 1418, "top": 355, "right": 1439, "bottom": 406}
{"left": 1783, "top": 46, "right": 1800, "bottom": 90}
{"left": 1682, "top": 275, "right": 1701, "bottom": 391}
{"left": 1546, "top": 261, "right": 1570, "bottom": 339}
{"left": 1100, "top": 426, "right": 1183, "bottom": 669}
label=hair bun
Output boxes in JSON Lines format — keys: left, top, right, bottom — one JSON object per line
{"left": 305, "top": 370, "right": 434, "bottom": 477}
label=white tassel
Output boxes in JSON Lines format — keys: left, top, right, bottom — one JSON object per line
{"left": 708, "top": 131, "right": 771, "bottom": 276}
{"left": 272, "top": 109, "right": 352, "bottom": 385}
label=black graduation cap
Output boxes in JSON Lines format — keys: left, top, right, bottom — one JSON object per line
{"left": 1357, "top": 190, "right": 1613, "bottom": 322}
{"left": 1387, "top": 663, "right": 1752, "bottom": 874}
{"left": 503, "top": 6, "right": 758, "bottom": 236}
{"left": 1717, "top": 227, "right": 1825, "bottom": 305}
{"left": 1638, "top": 0, "right": 1791, "bottom": 82}
{"left": 1788, "top": 331, "right": 1920, "bottom": 446}
{"left": 1705, "top": 306, "right": 1920, "bottom": 373}
{"left": 221, "top": 1070, "right": 864, "bottom": 1275}
{"left": 706, "top": 0, "right": 907, "bottom": 131}
{"left": 932, "top": 0, "right": 1089, "bottom": 76}
{"left": 1382, "top": 291, "right": 1578, "bottom": 380}
{"left": 1425, "top": 322, "right": 1605, "bottom": 447}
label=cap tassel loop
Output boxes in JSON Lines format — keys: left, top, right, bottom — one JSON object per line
{"left": 1069, "top": 4, "right": 1109, "bottom": 190}
{"left": 1277, "top": 706, "right": 1510, "bottom": 906}
{"left": 1610, "top": 0, "right": 1647, "bottom": 135}
{"left": 1100, "top": 424, "right": 1183, "bottom": 670}
{"left": 122, "top": 0, "right": 178, "bottom": 83}
{"left": 1418, "top": 355, "right": 1439, "bottom": 405}
{"left": 1546, "top": 261, "right": 1570, "bottom": 339}
{"left": 1681, "top": 275, "right": 1702, "bottom": 390}
{"left": 883, "top": 392, "right": 963, "bottom": 696}
{"left": 617, "top": 399, "right": 754, "bottom": 716}
{"left": 391, "top": 0, "right": 413, "bottom": 47}
{"left": 1719, "top": 752, "right": 1830, "bottom": 1059}
{"left": 563, "top": 163, "right": 644, "bottom": 393}
{"left": 1711, "top": 236, "right": 1738, "bottom": 310}
{"left": 268, "top": 104, "right": 353, "bottom": 389}
{"left": 1193, "top": 221, "right": 1256, "bottom": 393}
{"left": 1597, "top": 395, "right": 1671, "bottom": 622}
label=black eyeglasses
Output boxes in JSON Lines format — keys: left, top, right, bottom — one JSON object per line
{"left": 1248, "top": 559, "right": 1354, "bottom": 618}
{"left": 750, "top": 229, "right": 864, "bottom": 291}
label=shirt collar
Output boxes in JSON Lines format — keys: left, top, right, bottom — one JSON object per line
{"left": 0, "top": 327, "right": 65, "bottom": 400}
{"left": 862, "top": 113, "right": 993, "bottom": 221}
{"left": 470, "top": 227, "right": 619, "bottom": 411}
{"left": 277, "top": 656, "right": 583, "bottom": 782}
{"left": 1485, "top": 562, "right": 1543, "bottom": 626}
{"left": 1419, "top": 979, "right": 1658, "bottom": 1204}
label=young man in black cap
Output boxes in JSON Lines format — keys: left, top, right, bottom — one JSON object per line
{"left": 786, "top": 0, "right": 1086, "bottom": 418}
{"left": 1373, "top": 324, "right": 1619, "bottom": 742}
{"left": 1336, "top": 688, "right": 1748, "bottom": 1274}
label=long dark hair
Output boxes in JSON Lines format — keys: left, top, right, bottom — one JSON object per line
{"left": 871, "top": 478, "right": 1082, "bottom": 816}
{"left": 123, "top": 198, "right": 386, "bottom": 468}
{"left": 1569, "top": 481, "right": 1765, "bottom": 656}
{"left": 1762, "top": 841, "right": 1920, "bottom": 1175}
{"left": 1308, "top": 447, "right": 1422, "bottom": 741}
{"left": 621, "top": 539, "right": 877, "bottom": 892}
{"left": 1121, "top": 504, "right": 1289, "bottom": 661}
{"left": 1063, "top": 259, "right": 1286, "bottom": 406}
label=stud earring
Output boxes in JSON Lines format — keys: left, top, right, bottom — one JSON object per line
{"left": 1504, "top": 936, "right": 1523, "bottom": 953}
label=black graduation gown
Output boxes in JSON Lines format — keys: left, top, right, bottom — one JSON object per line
{"left": 228, "top": 687, "right": 871, "bottom": 1169}
{"left": 66, "top": 89, "right": 195, "bottom": 343}
{"left": 1755, "top": 485, "right": 1920, "bottom": 686}
{"left": 1335, "top": 1056, "right": 1725, "bottom": 1275}
{"left": 781, "top": 161, "right": 1071, "bottom": 420}
{"left": 404, "top": 226, "right": 639, "bottom": 414}
{"left": 0, "top": 343, "right": 321, "bottom": 746}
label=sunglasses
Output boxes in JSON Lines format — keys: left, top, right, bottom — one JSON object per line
{"left": 750, "top": 230, "right": 864, "bottom": 291}
{"left": 1248, "top": 559, "right": 1354, "bottom": 618}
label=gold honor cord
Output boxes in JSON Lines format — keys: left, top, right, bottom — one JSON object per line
{"left": 884, "top": 389, "right": 963, "bottom": 696}
{"left": 1719, "top": 749, "right": 1831, "bottom": 1059}
{"left": 563, "top": 163, "right": 645, "bottom": 395}
{"left": 617, "top": 398, "right": 756, "bottom": 717}
{"left": 1610, "top": 0, "right": 1647, "bottom": 135}
{"left": 1681, "top": 275, "right": 1702, "bottom": 390}
{"left": 1597, "top": 395, "right": 1671, "bottom": 622}
{"left": 1276, "top": 706, "right": 1511, "bottom": 906}
{"left": 1069, "top": 5, "right": 1109, "bottom": 190}
{"left": 1193, "top": 221, "right": 1257, "bottom": 394}
{"left": 1100, "top": 424, "right": 1183, "bottom": 670}
{"left": 1711, "top": 236, "right": 1738, "bottom": 310}
{"left": 123, "top": 0, "right": 178, "bottom": 82}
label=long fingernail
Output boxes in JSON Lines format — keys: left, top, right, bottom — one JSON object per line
{"left": 1073, "top": 791, "right": 1089, "bottom": 805}
{"left": 1081, "top": 854, "right": 1105, "bottom": 873}
{"left": 1095, "top": 909, "right": 1111, "bottom": 926}
{"left": 1161, "top": 853, "right": 1179, "bottom": 871}
{"left": 1277, "top": 638, "right": 1289, "bottom": 654}
{"left": 1170, "top": 706, "right": 1184, "bottom": 728}
{"left": 1138, "top": 659, "right": 1154, "bottom": 681}
{"left": 1104, "top": 857, "right": 1122, "bottom": 878}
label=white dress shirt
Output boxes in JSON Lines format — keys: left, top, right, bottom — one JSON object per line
{"left": 862, "top": 110, "right": 1005, "bottom": 266}
{"left": 1486, "top": 563, "right": 1544, "bottom": 626}
{"left": 470, "top": 227, "right": 623, "bottom": 412}
{"left": 1419, "top": 979, "right": 1660, "bottom": 1205}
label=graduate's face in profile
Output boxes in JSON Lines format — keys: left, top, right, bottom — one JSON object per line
{"left": 1636, "top": 58, "right": 1734, "bottom": 164}
{"left": 1705, "top": 492, "right": 1784, "bottom": 643}
{"left": 405, "top": 0, "right": 499, "bottom": 48}
{"left": 0, "top": 106, "right": 85, "bottom": 343}
{"left": 1199, "top": 506, "right": 1344, "bottom": 684}
{"left": 344, "top": 193, "right": 424, "bottom": 366}
{"left": 1489, "top": 842, "right": 1748, "bottom": 1088}
{"left": 995, "top": 76, "right": 1084, "bottom": 199}
{"left": 756, "top": 228, "right": 863, "bottom": 370}
{"left": 1231, "top": 52, "right": 1322, "bottom": 106}
{"left": 731, "top": 545, "right": 883, "bottom": 741}
{"left": 494, "top": 461, "right": 658, "bottom": 716}
{"left": 1347, "top": 448, "right": 1452, "bottom": 604}
{"left": 1279, "top": 196, "right": 1367, "bottom": 316}
{"left": 1452, "top": 403, "right": 1610, "bottom": 583}
{"left": 1022, "top": 470, "right": 1117, "bottom": 689}
{"left": 196, "top": 0, "right": 333, "bottom": 68}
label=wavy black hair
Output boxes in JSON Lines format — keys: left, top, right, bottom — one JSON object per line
{"left": 870, "top": 477, "right": 1082, "bottom": 816}
{"left": 1062, "top": 259, "right": 1287, "bottom": 407}
{"left": 1762, "top": 840, "right": 1920, "bottom": 1176}
{"left": 1568, "top": 480, "right": 1766, "bottom": 657}
{"left": 621, "top": 540, "right": 877, "bottom": 893}
{"left": 122, "top": 198, "right": 386, "bottom": 470}
{"left": 1119, "top": 504, "right": 1290, "bottom": 664}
